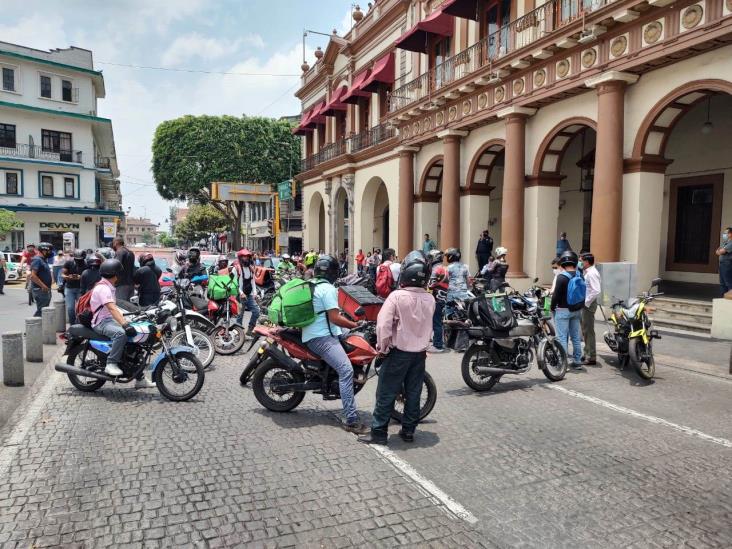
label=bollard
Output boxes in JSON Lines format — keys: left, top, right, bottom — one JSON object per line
{"left": 25, "top": 317, "right": 43, "bottom": 363}
{"left": 42, "top": 307, "right": 56, "bottom": 345}
{"left": 2, "top": 331, "right": 24, "bottom": 386}
{"left": 53, "top": 299, "right": 66, "bottom": 333}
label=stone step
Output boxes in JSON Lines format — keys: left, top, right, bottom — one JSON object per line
{"left": 653, "top": 297, "right": 713, "bottom": 315}
{"left": 650, "top": 316, "right": 712, "bottom": 335}
{"left": 651, "top": 309, "right": 713, "bottom": 324}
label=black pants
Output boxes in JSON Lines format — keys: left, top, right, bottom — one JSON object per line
{"left": 370, "top": 348, "right": 426, "bottom": 439}
{"left": 477, "top": 254, "right": 490, "bottom": 272}
{"left": 0, "top": 268, "right": 5, "bottom": 293}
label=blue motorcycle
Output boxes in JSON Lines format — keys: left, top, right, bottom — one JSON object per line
{"left": 56, "top": 306, "right": 205, "bottom": 401}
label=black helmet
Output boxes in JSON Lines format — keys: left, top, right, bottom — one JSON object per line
{"left": 445, "top": 247, "right": 461, "bottom": 263}
{"left": 97, "top": 247, "right": 114, "bottom": 259}
{"left": 85, "top": 254, "right": 102, "bottom": 268}
{"left": 73, "top": 249, "right": 86, "bottom": 261}
{"left": 559, "top": 250, "right": 579, "bottom": 267}
{"left": 100, "top": 258, "right": 123, "bottom": 279}
{"left": 139, "top": 252, "right": 155, "bottom": 267}
{"left": 37, "top": 242, "right": 52, "bottom": 252}
{"left": 313, "top": 254, "right": 339, "bottom": 283}
{"left": 400, "top": 250, "right": 430, "bottom": 288}
{"left": 187, "top": 247, "right": 200, "bottom": 264}
{"left": 427, "top": 249, "right": 444, "bottom": 266}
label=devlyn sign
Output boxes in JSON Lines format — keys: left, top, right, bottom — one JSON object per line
{"left": 40, "top": 222, "right": 80, "bottom": 230}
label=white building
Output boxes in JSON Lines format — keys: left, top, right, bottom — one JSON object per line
{"left": 0, "top": 42, "right": 122, "bottom": 252}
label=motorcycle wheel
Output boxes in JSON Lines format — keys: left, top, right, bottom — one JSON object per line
{"left": 252, "top": 358, "right": 305, "bottom": 412}
{"left": 212, "top": 325, "right": 246, "bottom": 355}
{"left": 461, "top": 344, "right": 502, "bottom": 391}
{"left": 390, "top": 372, "right": 438, "bottom": 423}
{"left": 628, "top": 338, "right": 655, "bottom": 380}
{"left": 537, "top": 338, "right": 567, "bottom": 381}
{"left": 169, "top": 328, "right": 215, "bottom": 369}
{"left": 154, "top": 351, "right": 205, "bottom": 402}
{"left": 66, "top": 344, "right": 107, "bottom": 392}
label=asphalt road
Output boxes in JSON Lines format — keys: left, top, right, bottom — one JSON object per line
{"left": 0, "top": 283, "right": 40, "bottom": 335}
{"left": 0, "top": 333, "right": 730, "bottom": 547}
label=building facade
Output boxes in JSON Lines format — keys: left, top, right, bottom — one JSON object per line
{"left": 0, "top": 41, "right": 122, "bottom": 252}
{"left": 125, "top": 216, "right": 159, "bottom": 245}
{"left": 294, "top": 0, "right": 732, "bottom": 295}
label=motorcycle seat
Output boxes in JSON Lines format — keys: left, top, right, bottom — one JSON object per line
{"left": 279, "top": 328, "right": 305, "bottom": 347}
{"left": 468, "top": 319, "right": 537, "bottom": 339}
{"left": 68, "top": 324, "right": 111, "bottom": 341}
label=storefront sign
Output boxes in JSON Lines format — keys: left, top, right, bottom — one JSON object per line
{"left": 39, "top": 222, "right": 80, "bottom": 230}
{"left": 102, "top": 221, "right": 117, "bottom": 239}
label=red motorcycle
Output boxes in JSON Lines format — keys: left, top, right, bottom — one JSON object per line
{"left": 241, "top": 307, "right": 437, "bottom": 423}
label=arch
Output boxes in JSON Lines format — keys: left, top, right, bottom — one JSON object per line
{"left": 531, "top": 117, "right": 597, "bottom": 178}
{"left": 466, "top": 139, "right": 506, "bottom": 194}
{"left": 360, "top": 176, "right": 391, "bottom": 252}
{"left": 417, "top": 155, "right": 444, "bottom": 199}
{"left": 631, "top": 79, "right": 732, "bottom": 162}
{"left": 306, "top": 190, "right": 326, "bottom": 252}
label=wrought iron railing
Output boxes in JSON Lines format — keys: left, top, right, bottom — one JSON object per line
{"left": 0, "top": 143, "right": 83, "bottom": 163}
{"left": 349, "top": 123, "right": 396, "bottom": 153}
{"left": 95, "top": 156, "right": 111, "bottom": 169}
{"left": 319, "top": 140, "right": 347, "bottom": 163}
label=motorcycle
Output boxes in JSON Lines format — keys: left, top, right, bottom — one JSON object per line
{"left": 602, "top": 278, "right": 663, "bottom": 380}
{"left": 241, "top": 308, "right": 437, "bottom": 423}
{"left": 55, "top": 305, "right": 205, "bottom": 401}
{"left": 460, "top": 289, "right": 567, "bottom": 391}
{"left": 204, "top": 292, "right": 247, "bottom": 355}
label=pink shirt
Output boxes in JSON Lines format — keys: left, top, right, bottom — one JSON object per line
{"left": 91, "top": 278, "right": 116, "bottom": 327}
{"left": 376, "top": 287, "right": 435, "bottom": 353}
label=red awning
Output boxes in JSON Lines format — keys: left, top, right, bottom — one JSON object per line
{"left": 441, "top": 0, "right": 480, "bottom": 20}
{"left": 304, "top": 100, "right": 327, "bottom": 128}
{"left": 292, "top": 108, "right": 315, "bottom": 135}
{"left": 395, "top": 9, "right": 454, "bottom": 53}
{"left": 342, "top": 69, "right": 373, "bottom": 104}
{"left": 321, "top": 85, "right": 349, "bottom": 116}
{"left": 361, "top": 52, "right": 395, "bottom": 93}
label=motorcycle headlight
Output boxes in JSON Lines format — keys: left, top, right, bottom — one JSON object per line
{"left": 167, "top": 316, "right": 178, "bottom": 332}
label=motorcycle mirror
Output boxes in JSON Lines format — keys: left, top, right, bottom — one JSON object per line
{"left": 651, "top": 277, "right": 662, "bottom": 288}
{"left": 353, "top": 306, "right": 365, "bottom": 318}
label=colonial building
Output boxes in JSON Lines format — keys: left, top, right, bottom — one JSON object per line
{"left": 0, "top": 41, "right": 122, "bottom": 251}
{"left": 125, "top": 216, "right": 159, "bottom": 245}
{"left": 294, "top": 0, "right": 732, "bottom": 298}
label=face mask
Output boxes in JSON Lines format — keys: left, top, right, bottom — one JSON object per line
{"left": 553, "top": 268, "right": 560, "bottom": 276}
{"left": 723, "top": 233, "right": 730, "bottom": 242}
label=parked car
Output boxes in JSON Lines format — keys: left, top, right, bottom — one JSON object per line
{"left": 1, "top": 252, "right": 24, "bottom": 283}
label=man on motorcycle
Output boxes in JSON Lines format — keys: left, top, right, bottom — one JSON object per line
{"left": 427, "top": 249, "right": 448, "bottom": 354}
{"left": 359, "top": 251, "right": 435, "bottom": 445}
{"left": 304, "top": 255, "right": 367, "bottom": 434}
{"left": 179, "top": 248, "right": 207, "bottom": 279}
{"left": 233, "top": 248, "right": 260, "bottom": 334}
{"left": 216, "top": 255, "right": 230, "bottom": 275}
{"left": 134, "top": 252, "right": 162, "bottom": 307}
{"left": 277, "top": 253, "right": 296, "bottom": 273}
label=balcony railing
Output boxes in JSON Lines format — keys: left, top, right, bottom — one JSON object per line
{"left": 389, "top": 0, "right": 611, "bottom": 112}
{"left": 95, "top": 156, "right": 111, "bottom": 169}
{"left": 349, "top": 123, "right": 396, "bottom": 153}
{"left": 0, "top": 143, "right": 83, "bottom": 164}
{"left": 299, "top": 122, "right": 397, "bottom": 171}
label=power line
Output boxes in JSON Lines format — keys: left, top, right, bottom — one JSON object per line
{"left": 255, "top": 80, "right": 301, "bottom": 116}
{"left": 96, "top": 60, "right": 300, "bottom": 77}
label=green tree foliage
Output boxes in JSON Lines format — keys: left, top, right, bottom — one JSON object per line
{"left": 141, "top": 232, "right": 156, "bottom": 245}
{"left": 158, "top": 231, "right": 177, "bottom": 248}
{"left": 173, "top": 204, "right": 227, "bottom": 243}
{"left": 152, "top": 115, "right": 300, "bottom": 247}
{"left": 0, "top": 209, "right": 21, "bottom": 236}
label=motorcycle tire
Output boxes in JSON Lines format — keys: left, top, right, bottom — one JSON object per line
{"left": 628, "top": 338, "right": 655, "bottom": 380}
{"left": 212, "top": 325, "right": 246, "bottom": 355}
{"left": 461, "top": 344, "right": 502, "bottom": 391}
{"left": 66, "top": 344, "right": 107, "bottom": 392}
{"left": 537, "top": 337, "right": 567, "bottom": 382}
{"left": 169, "top": 328, "right": 215, "bottom": 369}
{"left": 390, "top": 372, "right": 438, "bottom": 423}
{"left": 153, "top": 351, "right": 205, "bottom": 402}
{"left": 252, "top": 358, "right": 306, "bottom": 412}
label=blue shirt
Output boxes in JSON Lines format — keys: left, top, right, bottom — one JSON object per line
{"left": 301, "top": 280, "right": 342, "bottom": 343}
{"left": 31, "top": 256, "right": 52, "bottom": 288}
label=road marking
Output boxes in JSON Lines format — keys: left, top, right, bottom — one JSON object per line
{"left": 548, "top": 385, "right": 732, "bottom": 448}
{"left": 368, "top": 444, "right": 479, "bottom": 524}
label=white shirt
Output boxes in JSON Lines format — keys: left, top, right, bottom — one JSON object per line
{"left": 390, "top": 262, "right": 401, "bottom": 285}
{"left": 584, "top": 265, "right": 601, "bottom": 306}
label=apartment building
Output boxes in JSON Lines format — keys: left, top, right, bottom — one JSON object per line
{"left": 125, "top": 216, "right": 159, "bottom": 245}
{"left": 0, "top": 42, "right": 121, "bottom": 252}
{"left": 294, "top": 0, "right": 732, "bottom": 299}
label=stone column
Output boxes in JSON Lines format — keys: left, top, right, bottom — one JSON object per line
{"left": 497, "top": 107, "right": 536, "bottom": 277}
{"left": 585, "top": 71, "right": 639, "bottom": 262}
{"left": 324, "top": 178, "right": 333, "bottom": 254}
{"left": 342, "top": 173, "right": 356, "bottom": 271}
{"left": 438, "top": 130, "right": 468, "bottom": 250}
{"left": 397, "top": 147, "right": 419, "bottom": 258}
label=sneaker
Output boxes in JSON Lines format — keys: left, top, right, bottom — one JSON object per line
{"left": 358, "top": 433, "right": 388, "bottom": 445}
{"left": 427, "top": 346, "right": 447, "bottom": 354}
{"left": 104, "top": 363, "right": 123, "bottom": 377}
{"left": 569, "top": 361, "right": 584, "bottom": 370}
{"left": 343, "top": 421, "right": 369, "bottom": 435}
{"left": 134, "top": 377, "right": 156, "bottom": 389}
{"left": 582, "top": 358, "right": 597, "bottom": 366}
{"left": 398, "top": 430, "right": 414, "bottom": 443}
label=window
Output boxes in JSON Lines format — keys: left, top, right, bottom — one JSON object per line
{"left": 62, "top": 80, "right": 73, "bottom": 102}
{"left": 2, "top": 67, "right": 14, "bottom": 92}
{"left": 40, "top": 75, "right": 52, "bottom": 98}
{"left": 64, "top": 177, "right": 75, "bottom": 198}
{"left": 42, "top": 129, "right": 72, "bottom": 162}
{"left": 41, "top": 175, "right": 54, "bottom": 196}
{"left": 5, "top": 172, "right": 19, "bottom": 195}
{"left": 0, "top": 123, "right": 15, "bottom": 149}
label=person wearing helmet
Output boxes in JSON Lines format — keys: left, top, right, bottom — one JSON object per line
{"left": 28, "top": 242, "right": 53, "bottom": 317}
{"left": 216, "top": 255, "right": 230, "bottom": 275}
{"left": 482, "top": 246, "right": 509, "bottom": 291}
{"left": 233, "top": 249, "right": 259, "bottom": 332}
{"left": 426, "top": 249, "right": 448, "bottom": 354}
{"left": 97, "top": 247, "right": 115, "bottom": 260}
{"left": 445, "top": 247, "right": 470, "bottom": 303}
{"left": 80, "top": 254, "right": 103, "bottom": 294}
{"left": 550, "top": 250, "right": 584, "bottom": 368}
{"left": 179, "top": 247, "right": 207, "bottom": 280}
{"left": 174, "top": 250, "right": 187, "bottom": 266}
{"left": 277, "top": 253, "right": 295, "bottom": 273}
{"left": 61, "top": 250, "right": 86, "bottom": 323}
{"left": 359, "top": 251, "right": 434, "bottom": 446}
{"left": 112, "top": 237, "right": 135, "bottom": 301}
{"left": 304, "top": 254, "right": 367, "bottom": 434}
{"left": 133, "top": 252, "right": 162, "bottom": 307}
{"left": 303, "top": 249, "right": 318, "bottom": 269}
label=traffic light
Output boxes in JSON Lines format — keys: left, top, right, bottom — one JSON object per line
{"left": 267, "top": 219, "right": 273, "bottom": 235}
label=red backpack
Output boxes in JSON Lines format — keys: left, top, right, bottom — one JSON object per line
{"left": 75, "top": 286, "right": 103, "bottom": 327}
{"left": 375, "top": 262, "right": 395, "bottom": 298}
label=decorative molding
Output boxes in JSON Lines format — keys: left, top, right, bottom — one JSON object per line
{"left": 610, "top": 35, "right": 628, "bottom": 58}
{"left": 643, "top": 20, "right": 663, "bottom": 45}
{"left": 682, "top": 5, "right": 704, "bottom": 29}
{"left": 496, "top": 106, "right": 537, "bottom": 119}
{"left": 623, "top": 156, "right": 674, "bottom": 174}
{"left": 584, "top": 71, "right": 639, "bottom": 88}
{"left": 534, "top": 69, "right": 546, "bottom": 88}
{"left": 525, "top": 174, "right": 565, "bottom": 187}
{"left": 556, "top": 58, "right": 571, "bottom": 79}
{"left": 436, "top": 129, "right": 469, "bottom": 139}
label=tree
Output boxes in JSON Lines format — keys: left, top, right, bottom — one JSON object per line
{"left": 152, "top": 115, "right": 300, "bottom": 248}
{"left": 141, "top": 232, "right": 156, "bottom": 245}
{"left": 173, "top": 204, "right": 227, "bottom": 244}
{"left": 0, "top": 209, "right": 21, "bottom": 236}
{"left": 158, "top": 231, "right": 177, "bottom": 248}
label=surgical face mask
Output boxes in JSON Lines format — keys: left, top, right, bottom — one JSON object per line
{"left": 553, "top": 268, "right": 560, "bottom": 276}
{"left": 723, "top": 232, "right": 730, "bottom": 242}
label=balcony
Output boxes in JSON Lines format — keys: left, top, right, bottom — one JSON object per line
{"left": 95, "top": 156, "right": 111, "bottom": 169}
{"left": 389, "top": 0, "right": 612, "bottom": 113}
{"left": 350, "top": 123, "right": 396, "bottom": 154}
{"left": 299, "top": 123, "right": 396, "bottom": 172}
{"left": 0, "top": 142, "right": 83, "bottom": 164}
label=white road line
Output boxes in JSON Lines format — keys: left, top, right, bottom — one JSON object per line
{"left": 369, "top": 444, "right": 479, "bottom": 524}
{"left": 548, "top": 385, "right": 732, "bottom": 448}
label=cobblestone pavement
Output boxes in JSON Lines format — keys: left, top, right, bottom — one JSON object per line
{"left": 1, "top": 334, "right": 731, "bottom": 548}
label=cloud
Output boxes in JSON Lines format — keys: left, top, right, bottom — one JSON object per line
{"left": 161, "top": 33, "right": 242, "bottom": 66}
{"left": 0, "top": 14, "right": 69, "bottom": 51}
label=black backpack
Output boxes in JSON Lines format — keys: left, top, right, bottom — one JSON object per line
{"left": 470, "top": 293, "right": 517, "bottom": 331}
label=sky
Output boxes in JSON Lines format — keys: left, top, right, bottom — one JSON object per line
{"left": 1, "top": 0, "right": 355, "bottom": 231}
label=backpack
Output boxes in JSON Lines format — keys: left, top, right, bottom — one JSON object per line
{"left": 268, "top": 278, "right": 326, "bottom": 328}
{"left": 207, "top": 274, "right": 238, "bottom": 301}
{"left": 470, "top": 292, "right": 517, "bottom": 331}
{"left": 562, "top": 271, "right": 587, "bottom": 307}
{"left": 75, "top": 287, "right": 104, "bottom": 328}
{"left": 375, "top": 262, "right": 395, "bottom": 298}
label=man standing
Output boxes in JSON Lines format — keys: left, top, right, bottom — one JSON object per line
{"left": 61, "top": 250, "right": 85, "bottom": 323}
{"left": 551, "top": 251, "right": 585, "bottom": 368}
{"left": 29, "top": 242, "right": 53, "bottom": 317}
{"left": 0, "top": 253, "right": 6, "bottom": 295}
{"left": 355, "top": 249, "right": 365, "bottom": 275}
{"left": 112, "top": 237, "right": 135, "bottom": 301}
{"left": 427, "top": 249, "right": 448, "bottom": 354}
{"left": 475, "top": 230, "right": 494, "bottom": 272}
{"left": 133, "top": 252, "right": 162, "bottom": 306}
{"left": 232, "top": 248, "right": 260, "bottom": 334}
{"left": 556, "top": 232, "right": 571, "bottom": 258}
{"left": 359, "top": 251, "right": 434, "bottom": 445}
{"left": 422, "top": 234, "right": 436, "bottom": 255}
{"left": 716, "top": 227, "right": 732, "bottom": 296}
{"left": 581, "top": 253, "right": 601, "bottom": 366}
{"left": 375, "top": 248, "right": 398, "bottom": 298}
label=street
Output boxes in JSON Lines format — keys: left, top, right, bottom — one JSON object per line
{"left": 1, "top": 334, "right": 730, "bottom": 548}
{"left": 0, "top": 284, "right": 37, "bottom": 336}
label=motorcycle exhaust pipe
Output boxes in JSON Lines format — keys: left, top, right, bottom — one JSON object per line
{"left": 55, "top": 363, "right": 112, "bottom": 381}
{"left": 475, "top": 365, "right": 530, "bottom": 376}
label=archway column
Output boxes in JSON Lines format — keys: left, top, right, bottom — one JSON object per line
{"left": 524, "top": 175, "right": 563, "bottom": 284}
{"left": 397, "top": 146, "right": 419, "bottom": 258}
{"left": 342, "top": 173, "right": 355, "bottom": 272}
{"left": 438, "top": 129, "right": 468, "bottom": 250}
{"left": 585, "top": 71, "right": 638, "bottom": 262}
{"left": 324, "top": 178, "right": 334, "bottom": 254}
{"left": 497, "top": 106, "right": 536, "bottom": 278}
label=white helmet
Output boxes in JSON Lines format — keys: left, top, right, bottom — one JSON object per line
{"left": 281, "top": 253, "right": 291, "bottom": 260}
{"left": 495, "top": 246, "right": 508, "bottom": 257}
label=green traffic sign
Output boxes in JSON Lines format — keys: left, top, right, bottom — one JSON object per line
{"left": 278, "top": 180, "right": 292, "bottom": 200}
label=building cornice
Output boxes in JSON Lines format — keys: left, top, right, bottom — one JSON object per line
{"left": 0, "top": 100, "right": 112, "bottom": 123}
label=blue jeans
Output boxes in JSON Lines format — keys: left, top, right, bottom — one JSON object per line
{"left": 32, "top": 287, "right": 51, "bottom": 317}
{"left": 64, "top": 287, "right": 81, "bottom": 324}
{"left": 720, "top": 261, "right": 732, "bottom": 295}
{"left": 94, "top": 318, "right": 127, "bottom": 364}
{"left": 555, "top": 308, "right": 582, "bottom": 363}
{"left": 432, "top": 301, "right": 444, "bottom": 349}
{"left": 306, "top": 335, "right": 358, "bottom": 424}
{"left": 237, "top": 293, "right": 260, "bottom": 328}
